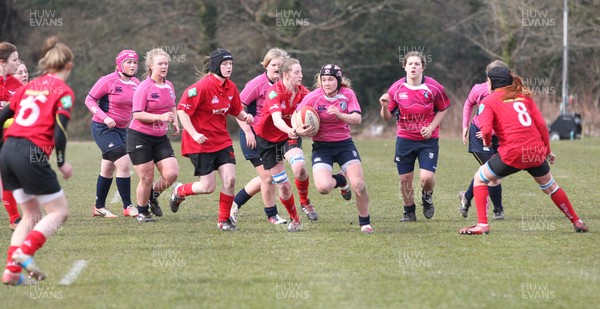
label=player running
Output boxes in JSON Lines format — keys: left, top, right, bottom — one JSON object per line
{"left": 459, "top": 66, "right": 589, "bottom": 235}
{"left": 1, "top": 37, "right": 75, "bottom": 285}
{"left": 86, "top": 50, "right": 140, "bottom": 218}
{"left": 230, "top": 47, "right": 289, "bottom": 225}
{"left": 380, "top": 51, "right": 451, "bottom": 222}
{"left": 295, "top": 64, "right": 373, "bottom": 233}
{"left": 253, "top": 58, "right": 315, "bottom": 232}
{"left": 170, "top": 48, "right": 253, "bottom": 231}
{"left": 458, "top": 60, "right": 509, "bottom": 220}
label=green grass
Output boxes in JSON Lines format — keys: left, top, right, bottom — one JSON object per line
{"left": 1, "top": 138, "right": 598, "bottom": 308}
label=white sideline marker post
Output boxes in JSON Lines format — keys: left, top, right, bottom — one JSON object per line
{"left": 59, "top": 259, "right": 88, "bottom": 286}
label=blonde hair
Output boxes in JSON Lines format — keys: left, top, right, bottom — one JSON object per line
{"left": 281, "top": 57, "right": 300, "bottom": 74}
{"left": 402, "top": 51, "right": 426, "bottom": 67}
{"left": 38, "top": 36, "right": 73, "bottom": 75}
{"left": 261, "top": 48, "right": 289, "bottom": 69}
{"left": 143, "top": 48, "right": 171, "bottom": 79}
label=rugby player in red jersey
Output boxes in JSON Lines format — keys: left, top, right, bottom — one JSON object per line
{"left": 0, "top": 42, "right": 23, "bottom": 231}
{"left": 170, "top": 48, "right": 253, "bottom": 231}
{"left": 0, "top": 37, "right": 74, "bottom": 285}
{"left": 253, "top": 58, "right": 315, "bottom": 232}
{"left": 460, "top": 66, "right": 588, "bottom": 235}
{"left": 380, "top": 51, "right": 451, "bottom": 222}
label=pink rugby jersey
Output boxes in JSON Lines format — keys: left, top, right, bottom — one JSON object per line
{"left": 297, "top": 87, "right": 361, "bottom": 142}
{"left": 239, "top": 72, "right": 274, "bottom": 125}
{"left": 85, "top": 72, "right": 140, "bottom": 128}
{"left": 462, "top": 82, "right": 489, "bottom": 130}
{"left": 129, "top": 78, "right": 176, "bottom": 137}
{"left": 387, "top": 76, "right": 451, "bottom": 141}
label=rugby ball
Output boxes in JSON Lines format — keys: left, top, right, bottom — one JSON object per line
{"left": 295, "top": 106, "right": 320, "bottom": 137}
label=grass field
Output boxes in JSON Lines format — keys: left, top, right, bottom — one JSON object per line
{"left": 1, "top": 138, "right": 598, "bottom": 308}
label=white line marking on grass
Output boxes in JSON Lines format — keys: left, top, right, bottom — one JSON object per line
{"left": 59, "top": 259, "right": 88, "bottom": 286}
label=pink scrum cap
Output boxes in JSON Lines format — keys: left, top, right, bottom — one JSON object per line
{"left": 115, "top": 50, "right": 138, "bottom": 73}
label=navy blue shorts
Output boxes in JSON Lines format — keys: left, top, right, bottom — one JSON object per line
{"left": 468, "top": 122, "right": 499, "bottom": 154}
{"left": 311, "top": 139, "right": 361, "bottom": 169}
{"left": 188, "top": 146, "right": 236, "bottom": 176}
{"left": 239, "top": 128, "right": 262, "bottom": 167}
{"left": 0, "top": 138, "right": 62, "bottom": 195}
{"left": 91, "top": 121, "right": 128, "bottom": 161}
{"left": 394, "top": 137, "right": 439, "bottom": 174}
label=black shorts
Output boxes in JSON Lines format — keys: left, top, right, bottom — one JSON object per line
{"left": 188, "top": 146, "right": 236, "bottom": 176}
{"left": 126, "top": 129, "right": 175, "bottom": 165}
{"left": 0, "top": 137, "right": 62, "bottom": 195}
{"left": 91, "top": 121, "right": 127, "bottom": 162}
{"left": 256, "top": 136, "right": 303, "bottom": 170}
{"left": 239, "top": 128, "right": 262, "bottom": 167}
{"left": 486, "top": 154, "right": 550, "bottom": 178}
{"left": 468, "top": 122, "right": 499, "bottom": 154}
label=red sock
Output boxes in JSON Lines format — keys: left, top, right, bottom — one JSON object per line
{"left": 295, "top": 178, "right": 310, "bottom": 206}
{"left": 179, "top": 183, "right": 195, "bottom": 197}
{"left": 3, "top": 190, "right": 20, "bottom": 223}
{"left": 550, "top": 188, "right": 579, "bottom": 223}
{"left": 5, "top": 246, "right": 21, "bottom": 273}
{"left": 20, "top": 230, "right": 47, "bottom": 256}
{"left": 473, "top": 185, "right": 489, "bottom": 225}
{"left": 280, "top": 195, "right": 299, "bottom": 222}
{"left": 218, "top": 192, "right": 234, "bottom": 223}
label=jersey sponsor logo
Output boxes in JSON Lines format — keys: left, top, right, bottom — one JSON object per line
{"left": 60, "top": 95, "right": 73, "bottom": 109}
{"left": 268, "top": 90, "right": 278, "bottom": 99}
{"left": 180, "top": 103, "right": 191, "bottom": 110}
{"left": 340, "top": 102, "right": 347, "bottom": 111}
{"left": 187, "top": 87, "right": 197, "bottom": 97}
{"left": 151, "top": 93, "right": 160, "bottom": 99}
{"left": 270, "top": 104, "right": 280, "bottom": 110}
{"left": 213, "top": 106, "right": 230, "bottom": 115}
{"left": 317, "top": 105, "right": 326, "bottom": 111}
{"left": 115, "top": 86, "right": 123, "bottom": 93}
{"left": 398, "top": 92, "right": 408, "bottom": 100}
{"left": 25, "top": 89, "right": 49, "bottom": 96}
{"left": 211, "top": 95, "right": 219, "bottom": 104}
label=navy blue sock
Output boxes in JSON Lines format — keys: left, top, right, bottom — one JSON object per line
{"left": 465, "top": 179, "right": 474, "bottom": 202}
{"left": 95, "top": 175, "right": 113, "bottom": 209}
{"left": 332, "top": 174, "right": 346, "bottom": 188}
{"left": 137, "top": 205, "right": 150, "bottom": 214}
{"left": 488, "top": 184, "right": 503, "bottom": 212}
{"left": 116, "top": 177, "right": 132, "bottom": 208}
{"left": 404, "top": 204, "right": 416, "bottom": 213}
{"left": 233, "top": 188, "right": 252, "bottom": 210}
{"left": 264, "top": 206, "right": 278, "bottom": 218}
{"left": 359, "top": 215, "right": 370, "bottom": 226}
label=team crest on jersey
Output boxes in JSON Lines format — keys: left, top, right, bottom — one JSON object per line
{"left": 478, "top": 104, "right": 485, "bottom": 114}
{"left": 228, "top": 96, "right": 233, "bottom": 101}
{"left": 170, "top": 90, "right": 175, "bottom": 100}
{"left": 211, "top": 95, "right": 219, "bottom": 104}
{"left": 268, "top": 90, "right": 278, "bottom": 99}
{"left": 340, "top": 101, "right": 347, "bottom": 111}
{"left": 423, "top": 91, "right": 429, "bottom": 99}
{"left": 399, "top": 92, "right": 408, "bottom": 100}
{"left": 60, "top": 95, "right": 73, "bottom": 109}
{"left": 188, "top": 87, "right": 197, "bottom": 97}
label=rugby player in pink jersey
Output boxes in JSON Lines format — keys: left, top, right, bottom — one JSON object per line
{"left": 458, "top": 60, "right": 509, "bottom": 220}
{"left": 127, "top": 48, "right": 180, "bottom": 223}
{"left": 296, "top": 64, "right": 373, "bottom": 234}
{"left": 380, "top": 51, "right": 451, "bottom": 222}
{"left": 1, "top": 37, "right": 75, "bottom": 285}
{"left": 86, "top": 50, "right": 140, "bottom": 219}
{"left": 459, "top": 67, "right": 588, "bottom": 235}
{"left": 0, "top": 42, "right": 23, "bottom": 231}
{"left": 170, "top": 48, "right": 253, "bottom": 231}
{"left": 253, "top": 58, "right": 315, "bottom": 232}
{"left": 229, "top": 48, "right": 290, "bottom": 225}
